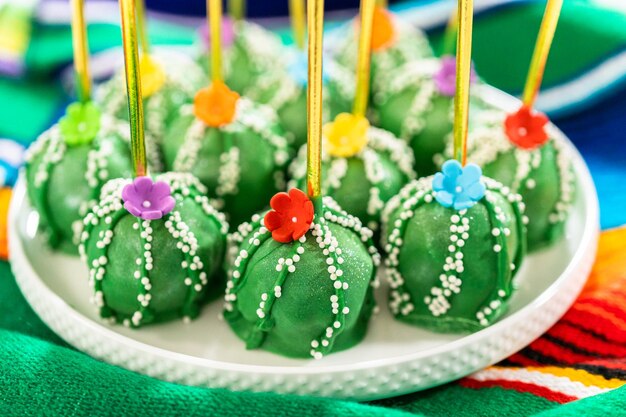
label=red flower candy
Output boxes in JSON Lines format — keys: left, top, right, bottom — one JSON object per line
{"left": 504, "top": 105, "right": 550, "bottom": 150}
{"left": 264, "top": 188, "right": 314, "bottom": 243}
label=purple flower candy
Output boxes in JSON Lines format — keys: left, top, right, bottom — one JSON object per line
{"left": 434, "top": 55, "right": 477, "bottom": 97}
{"left": 199, "top": 16, "right": 236, "bottom": 49}
{"left": 122, "top": 177, "right": 176, "bottom": 220}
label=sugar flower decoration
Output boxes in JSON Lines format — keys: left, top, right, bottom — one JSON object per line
{"left": 200, "top": 16, "right": 236, "bottom": 49}
{"left": 0, "top": 139, "right": 25, "bottom": 188}
{"left": 287, "top": 51, "right": 331, "bottom": 87}
{"left": 433, "top": 160, "right": 486, "bottom": 210}
{"left": 59, "top": 102, "right": 101, "bottom": 146}
{"left": 504, "top": 105, "right": 550, "bottom": 150}
{"left": 139, "top": 55, "right": 166, "bottom": 98}
{"left": 193, "top": 81, "right": 240, "bottom": 127}
{"left": 323, "top": 113, "right": 370, "bottom": 158}
{"left": 264, "top": 188, "right": 314, "bottom": 243}
{"left": 122, "top": 177, "right": 176, "bottom": 220}
{"left": 370, "top": 6, "right": 396, "bottom": 51}
{"left": 434, "top": 55, "right": 477, "bottom": 97}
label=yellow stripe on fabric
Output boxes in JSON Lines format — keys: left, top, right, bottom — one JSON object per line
{"left": 518, "top": 366, "right": 626, "bottom": 390}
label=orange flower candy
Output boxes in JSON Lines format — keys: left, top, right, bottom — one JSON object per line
{"left": 193, "top": 82, "right": 240, "bottom": 127}
{"left": 370, "top": 6, "right": 396, "bottom": 51}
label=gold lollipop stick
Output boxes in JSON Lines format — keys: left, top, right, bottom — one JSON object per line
{"left": 289, "top": 0, "right": 306, "bottom": 50}
{"left": 522, "top": 0, "right": 563, "bottom": 108}
{"left": 229, "top": 0, "right": 245, "bottom": 21}
{"left": 136, "top": 0, "right": 151, "bottom": 54}
{"left": 353, "top": 0, "right": 376, "bottom": 118}
{"left": 376, "top": 0, "right": 387, "bottom": 8}
{"left": 306, "top": 0, "right": 324, "bottom": 203}
{"left": 452, "top": 0, "right": 473, "bottom": 166}
{"left": 208, "top": 0, "right": 223, "bottom": 83}
{"left": 120, "top": 0, "right": 147, "bottom": 177}
{"left": 70, "top": 0, "right": 91, "bottom": 103}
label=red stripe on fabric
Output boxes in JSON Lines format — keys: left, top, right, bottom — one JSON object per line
{"left": 507, "top": 353, "right": 542, "bottom": 367}
{"left": 460, "top": 378, "right": 576, "bottom": 404}
{"left": 582, "top": 359, "right": 626, "bottom": 371}
{"left": 529, "top": 338, "right": 598, "bottom": 365}
{"left": 578, "top": 299, "right": 626, "bottom": 323}
{"left": 548, "top": 322, "right": 626, "bottom": 357}
{"left": 561, "top": 310, "right": 626, "bottom": 344}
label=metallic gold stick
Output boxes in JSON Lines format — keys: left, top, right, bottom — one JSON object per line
{"left": 522, "top": 0, "right": 563, "bottom": 108}
{"left": 120, "top": 0, "right": 147, "bottom": 177}
{"left": 229, "top": 0, "right": 245, "bottom": 21}
{"left": 452, "top": 0, "right": 473, "bottom": 166}
{"left": 289, "top": 0, "right": 306, "bottom": 50}
{"left": 376, "top": 0, "right": 387, "bottom": 8}
{"left": 352, "top": 0, "right": 376, "bottom": 118}
{"left": 136, "top": 0, "right": 151, "bottom": 54}
{"left": 208, "top": 0, "right": 223, "bottom": 83}
{"left": 306, "top": 0, "right": 324, "bottom": 203}
{"left": 70, "top": 0, "right": 91, "bottom": 103}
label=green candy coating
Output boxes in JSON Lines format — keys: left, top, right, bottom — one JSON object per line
{"left": 373, "top": 59, "right": 493, "bottom": 176}
{"left": 96, "top": 50, "right": 205, "bottom": 147}
{"left": 79, "top": 172, "right": 228, "bottom": 327}
{"left": 462, "top": 111, "right": 576, "bottom": 251}
{"left": 224, "top": 198, "right": 380, "bottom": 359}
{"left": 330, "top": 14, "right": 433, "bottom": 90}
{"left": 382, "top": 177, "right": 526, "bottom": 332}
{"left": 198, "top": 21, "right": 285, "bottom": 96}
{"left": 246, "top": 59, "right": 354, "bottom": 148}
{"left": 288, "top": 127, "right": 416, "bottom": 232}
{"left": 162, "top": 98, "right": 290, "bottom": 227}
{"left": 25, "top": 117, "right": 134, "bottom": 254}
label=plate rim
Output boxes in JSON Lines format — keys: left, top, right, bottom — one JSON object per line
{"left": 8, "top": 87, "right": 600, "bottom": 399}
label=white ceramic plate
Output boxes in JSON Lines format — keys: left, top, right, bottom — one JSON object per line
{"left": 9, "top": 88, "right": 599, "bottom": 401}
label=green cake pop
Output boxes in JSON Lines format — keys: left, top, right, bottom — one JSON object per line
{"left": 197, "top": 16, "right": 286, "bottom": 95}
{"left": 79, "top": 0, "right": 229, "bottom": 328}
{"left": 163, "top": 3, "right": 290, "bottom": 227}
{"left": 96, "top": 50, "right": 205, "bottom": 150}
{"left": 288, "top": 4, "right": 415, "bottom": 232}
{"left": 80, "top": 173, "right": 228, "bottom": 326}
{"left": 223, "top": 0, "right": 380, "bottom": 359}
{"left": 330, "top": 6, "right": 433, "bottom": 88}
{"left": 25, "top": 0, "right": 135, "bottom": 254}
{"left": 382, "top": 0, "right": 527, "bottom": 332}
{"left": 459, "top": 0, "right": 571, "bottom": 250}
{"left": 372, "top": 57, "right": 490, "bottom": 176}
{"left": 26, "top": 111, "right": 135, "bottom": 253}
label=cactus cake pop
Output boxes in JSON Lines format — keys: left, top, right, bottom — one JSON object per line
{"left": 162, "top": 0, "right": 290, "bottom": 227}
{"left": 241, "top": 0, "right": 354, "bottom": 147}
{"left": 288, "top": 0, "right": 415, "bottom": 232}
{"left": 223, "top": 0, "right": 380, "bottom": 359}
{"left": 372, "top": 56, "right": 493, "bottom": 176}
{"left": 196, "top": 11, "right": 286, "bottom": 97}
{"left": 97, "top": 0, "right": 205, "bottom": 147}
{"left": 330, "top": 5, "right": 433, "bottom": 88}
{"left": 459, "top": 0, "right": 572, "bottom": 250}
{"left": 25, "top": 0, "right": 136, "bottom": 254}
{"left": 382, "top": 0, "right": 527, "bottom": 332}
{"left": 80, "top": 0, "right": 228, "bottom": 327}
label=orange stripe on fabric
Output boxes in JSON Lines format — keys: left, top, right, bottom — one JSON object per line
{"left": 505, "top": 366, "right": 626, "bottom": 389}
{"left": 581, "top": 227, "right": 626, "bottom": 295}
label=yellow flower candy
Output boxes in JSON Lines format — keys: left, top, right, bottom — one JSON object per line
{"left": 323, "top": 113, "right": 370, "bottom": 158}
{"left": 139, "top": 55, "right": 166, "bottom": 98}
